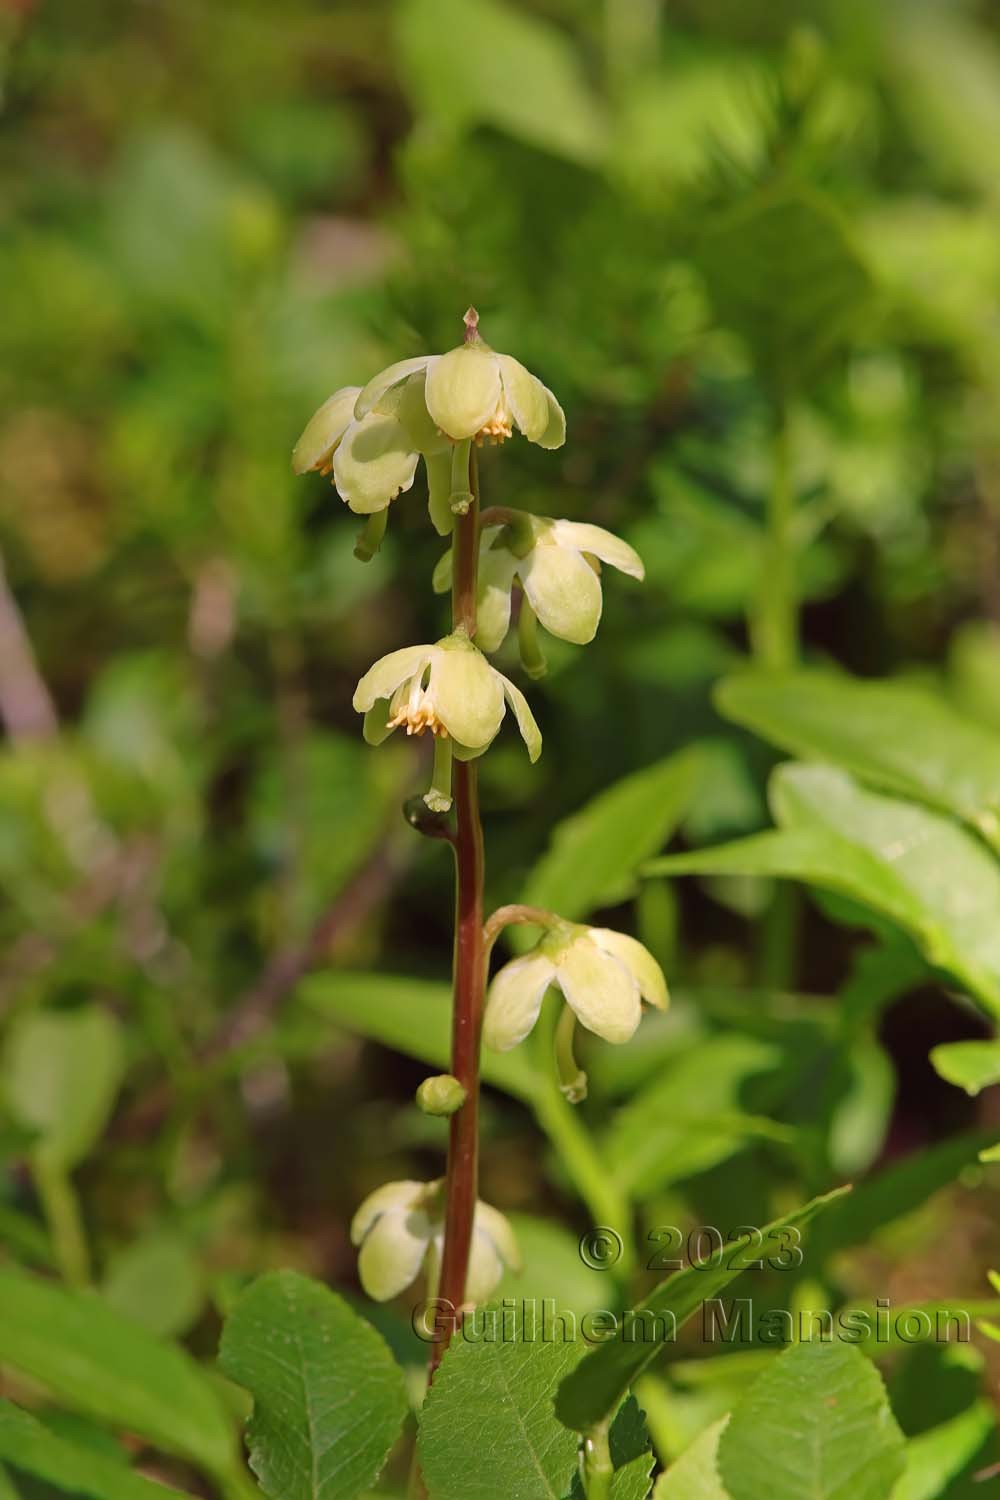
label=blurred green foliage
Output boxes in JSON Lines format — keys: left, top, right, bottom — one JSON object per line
{"left": 2, "top": 0, "right": 1000, "bottom": 1493}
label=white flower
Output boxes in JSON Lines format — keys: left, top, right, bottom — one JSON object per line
{"left": 434, "top": 516, "right": 644, "bottom": 650}
{"left": 292, "top": 373, "right": 450, "bottom": 529}
{"left": 354, "top": 332, "right": 565, "bottom": 450}
{"left": 350, "top": 1179, "right": 521, "bottom": 1303}
{"left": 483, "top": 923, "right": 668, "bottom": 1052}
{"left": 353, "top": 630, "right": 541, "bottom": 763}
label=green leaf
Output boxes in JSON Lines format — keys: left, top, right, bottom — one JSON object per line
{"left": 554, "top": 1188, "right": 848, "bottom": 1433}
{"left": 218, "top": 1270, "right": 408, "bottom": 1500}
{"left": 828, "top": 1034, "right": 896, "bottom": 1177}
{"left": 2, "top": 1006, "right": 124, "bottom": 1169}
{"left": 299, "top": 972, "right": 539, "bottom": 1101}
{"left": 695, "top": 187, "right": 871, "bottom": 391}
{"left": 515, "top": 749, "right": 703, "bottom": 949}
{"left": 604, "top": 1036, "right": 785, "bottom": 1196}
{"left": 648, "top": 764, "right": 1000, "bottom": 1019}
{"left": 929, "top": 1039, "right": 1000, "bottom": 1096}
{"left": 396, "top": 0, "right": 606, "bottom": 165}
{"left": 102, "top": 1233, "right": 205, "bottom": 1338}
{"left": 717, "top": 1342, "right": 904, "bottom": 1500}
{"left": 891, "top": 1401, "right": 995, "bottom": 1500}
{"left": 653, "top": 1419, "right": 729, "bottom": 1500}
{"left": 0, "top": 1400, "right": 190, "bottom": 1500}
{"left": 418, "top": 1320, "right": 581, "bottom": 1500}
{"left": 0, "top": 1268, "right": 235, "bottom": 1480}
{"left": 716, "top": 671, "right": 1000, "bottom": 848}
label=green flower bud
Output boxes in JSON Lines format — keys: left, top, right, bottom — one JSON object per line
{"left": 416, "top": 1074, "right": 467, "bottom": 1116}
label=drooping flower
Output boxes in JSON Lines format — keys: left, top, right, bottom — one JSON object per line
{"left": 483, "top": 922, "right": 667, "bottom": 1052}
{"left": 353, "top": 630, "right": 541, "bottom": 764}
{"left": 291, "top": 370, "right": 450, "bottom": 531}
{"left": 350, "top": 1179, "right": 521, "bottom": 1303}
{"left": 353, "top": 316, "right": 565, "bottom": 451}
{"left": 434, "top": 515, "right": 644, "bottom": 654}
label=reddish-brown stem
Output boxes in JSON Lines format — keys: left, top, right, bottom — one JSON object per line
{"left": 429, "top": 447, "right": 484, "bottom": 1376}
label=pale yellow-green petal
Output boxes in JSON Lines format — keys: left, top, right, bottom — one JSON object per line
{"left": 357, "top": 1207, "right": 432, "bottom": 1301}
{"left": 474, "top": 1202, "right": 522, "bottom": 1274}
{"left": 588, "top": 928, "right": 668, "bottom": 1010}
{"left": 497, "top": 355, "right": 549, "bottom": 442}
{"left": 291, "top": 386, "right": 361, "bottom": 474}
{"left": 538, "top": 384, "right": 566, "bottom": 449}
{"left": 383, "top": 371, "right": 445, "bottom": 455}
{"left": 425, "top": 451, "right": 455, "bottom": 537}
{"left": 464, "top": 1228, "right": 505, "bottom": 1304}
{"left": 498, "top": 672, "right": 542, "bottom": 762}
{"left": 475, "top": 546, "right": 519, "bottom": 652}
{"left": 332, "top": 411, "right": 419, "bottom": 515}
{"left": 424, "top": 345, "right": 502, "bottom": 440}
{"left": 549, "top": 521, "right": 644, "bottom": 580}
{"left": 555, "top": 937, "right": 641, "bottom": 1044}
{"left": 350, "top": 1179, "right": 426, "bottom": 1245}
{"left": 352, "top": 645, "right": 431, "bottom": 713}
{"left": 483, "top": 952, "right": 556, "bottom": 1051}
{"left": 428, "top": 643, "right": 505, "bottom": 751}
{"left": 354, "top": 356, "right": 431, "bottom": 419}
{"left": 520, "top": 542, "right": 603, "bottom": 645}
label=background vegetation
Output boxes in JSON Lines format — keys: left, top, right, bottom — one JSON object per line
{"left": 1, "top": 0, "right": 1000, "bottom": 1494}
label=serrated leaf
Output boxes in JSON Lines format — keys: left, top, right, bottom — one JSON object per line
{"left": 555, "top": 1188, "right": 847, "bottom": 1433}
{"left": 514, "top": 750, "right": 702, "bottom": 951}
{"left": 3, "top": 1006, "right": 124, "bottom": 1169}
{"left": 418, "top": 1322, "right": 581, "bottom": 1500}
{"left": 218, "top": 1270, "right": 407, "bottom": 1500}
{"left": 654, "top": 1419, "right": 729, "bottom": 1500}
{"left": 299, "top": 972, "right": 539, "bottom": 1101}
{"left": 0, "top": 1269, "right": 235, "bottom": 1480}
{"left": 695, "top": 186, "right": 871, "bottom": 391}
{"left": 717, "top": 1342, "right": 904, "bottom": 1500}
{"left": 0, "top": 1400, "right": 190, "bottom": 1500}
{"left": 396, "top": 0, "right": 606, "bottom": 166}
{"left": 648, "top": 764, "right": 1000, "bottom": 1019}
{"left": 891, "top": 1401, "right": 995, "bottom": 1500}
{"left": 716, "top": 672, "right": 1000, "bottom": 848}
{"left": 929, "top": 1039, "right": 1000, "bottom": 1096}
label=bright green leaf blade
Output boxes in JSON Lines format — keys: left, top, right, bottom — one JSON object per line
{"left": 555, "top": 1188, "right": 848, "bottom": 1433}
{"left": 891, "top": 1401, "right": 996, "bottom": 1500}
{"left": 717, "top": 1342, "right": 904, "bottom": 1500}
{"left": 716, "top": 672, "right": 1000, "bottom": 847}
{"left": 102, "top": 1234, "right": 205, "bottom": 1338}
{"left": 396, "top": 0, "right": 607, "bottom": 165}
{"left": 218, "top": 1270, "right": 408, "bottom": 1500}
{"left": 418, "top": 1322, "right": 581, "bottom": 1500}
{"left": 0, "top": 1269, "right": 235, "bottom": 1480}
{"left": 653, "top": 1419, "right": 729, "bottom": 1500}
{"left": 515, "top": 749, "right": 703, "bottom": 950}
{"left": 2, "top": 1006, "right": 124, "bottom": 1169}
{"left": 0, "top": 1400, "right": 190, "bottom": 1500}
{"left": 695, "top": 186, "right": 871, "bottom": 390}
{"left": 929, "top": 1039, "right": 1000, "bottom": 1096}
{"left": 299, "top": 972, "right": 539, "bottom": 1101}
{"left": 648, "top": 765, "right": 1000, "bottom": 1019}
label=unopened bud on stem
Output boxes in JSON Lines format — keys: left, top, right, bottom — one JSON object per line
{"left": 417, "top": 1074, "right": 467, "bottom": 1116}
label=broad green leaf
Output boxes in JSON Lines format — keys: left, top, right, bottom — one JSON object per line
{"left": 828, "top": 1034, "right": 895, "bottom": 1176}
{"left": 554, "top": 1188, "right": 848, "bottom": 1432}
{"left": 891, "top": 1401, "right": 995, "bottom": 1500}
{"left": 717, "top": 671, "right": 1000, "bottom": 847}
{"left": 396, "top": 0, "right": 606, "bottom": 165}
{"left": 0, "top": 1269, "right": 235, "bottom": 1480}
{"left": 514, "top": 749, "right": 703, "bottom": 949}
{"left": 299, "top": 972, "right": 539, "bottom": 1101}
{"left": 929, "top": 1039, "right": 1000, "bottom": 1096}
{"left": 654, "top": 1419, "right": 728, "bottom": 1500}
{"left": 718, "top": 1342, "right": 904, "bottom": 1500}
{"left": 695, "top": 186, "right": 871, "bottom": 391}
{"left": 648, "top": 765, "right": 1000, "bottom": 1019}
{"left": 570, "top": 1398, "right": 655, "bottom": 1500}
{"left": 0, "top": 1400, "right": 190, "bottom": 1500}
{"left": 218, "top": 1270, "right": 407, "bottom": 1500}
{"left": 418, "top": 1321, "right": 581, "bottom": 1500}
{"left": 102, "top": 1233, "right": 205, "bottom": 1338}
{"left": 604, "top": 1036, "right": 785, "bottom": 1196}
{"left": 3, "top": 1006, "right": 124, "bottom": 1169}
